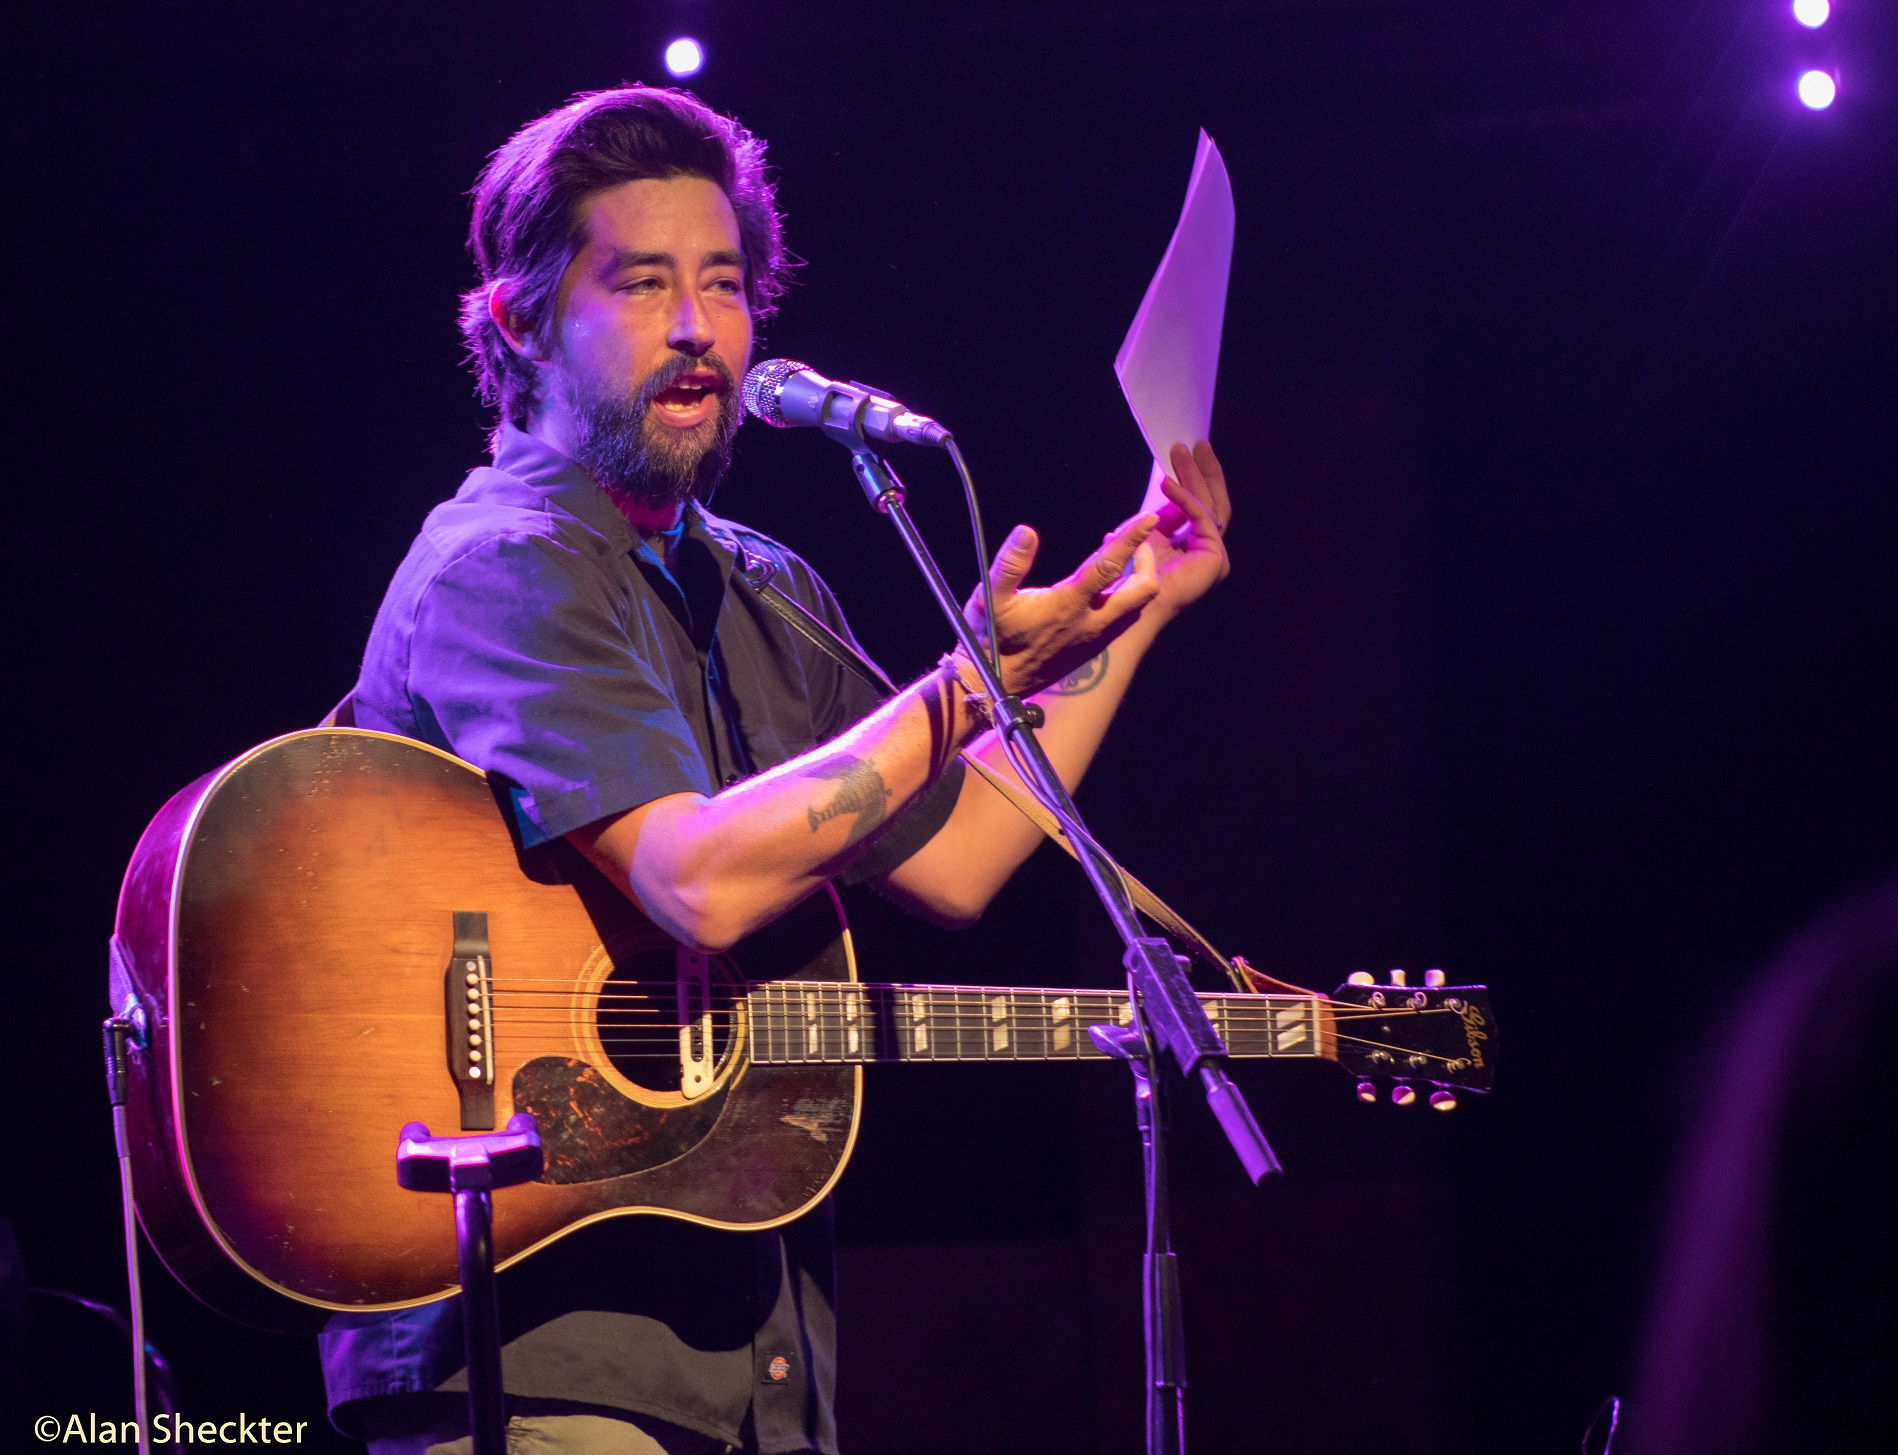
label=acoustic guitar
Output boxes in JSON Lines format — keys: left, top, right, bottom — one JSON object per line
{"left": 111, "top": 728, "right": 1495, "bottom": 1332}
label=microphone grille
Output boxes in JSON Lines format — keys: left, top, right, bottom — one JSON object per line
{"left": 740, "top": 358, "right": 808, "bottom": 427}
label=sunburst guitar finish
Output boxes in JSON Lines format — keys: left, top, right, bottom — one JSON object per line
{"left": 113, "top": 729, "right": 1496, "bottom": 1332}
{"left": 113, "top": 729, "right": 859, "bottom": 1331}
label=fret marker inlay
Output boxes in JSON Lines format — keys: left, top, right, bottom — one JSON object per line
{"left": 1274, "top": 1006, "right": 1308, "bottom": 1053}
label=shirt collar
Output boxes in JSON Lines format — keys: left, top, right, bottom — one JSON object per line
{"left": 489, "top": 422, "right": 741, "bottom": 586}
{"left": 490, "top": 423, "right": 637, "bottom": 554}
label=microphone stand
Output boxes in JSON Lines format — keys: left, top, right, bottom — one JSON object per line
{"left": 831, "top": 433, "right": 1281, "bottom": 1455}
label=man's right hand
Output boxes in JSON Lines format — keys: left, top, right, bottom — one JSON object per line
{"left": 963, "top": 511, "right": 1161, "bottom": 698}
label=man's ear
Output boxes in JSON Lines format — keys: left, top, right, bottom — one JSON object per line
{"left": 488, "top": 284, "right": 548, "bottom": 362}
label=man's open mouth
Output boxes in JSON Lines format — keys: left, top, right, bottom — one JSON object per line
{"left": 651, "top": 371, "right": 726, "bottom": 426}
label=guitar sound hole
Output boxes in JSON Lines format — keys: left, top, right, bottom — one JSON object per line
{"left": 598, "top": 949, "right": 739, "bottom": 1094}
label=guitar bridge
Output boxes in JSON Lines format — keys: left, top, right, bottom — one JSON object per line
{"left": 444, "top": 911, "right": 496, "bottom": 1129}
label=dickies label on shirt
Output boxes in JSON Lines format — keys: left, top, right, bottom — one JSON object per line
{"left": 762, "top": 1353, "right": 793, "bottom": 1385}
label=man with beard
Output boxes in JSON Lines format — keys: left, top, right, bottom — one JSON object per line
{"left": 326, "top": 86, "right": 1233, "bottom": 1455}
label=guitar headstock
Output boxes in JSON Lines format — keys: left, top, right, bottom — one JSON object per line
{"left": 1327, "top": 971, "right": 1495, "bottom": 1109}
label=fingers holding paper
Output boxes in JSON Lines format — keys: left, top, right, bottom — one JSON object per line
{"left": 1145, "top": 440, "right": 1232, "bottom": 620}
{"left": 1160, "top": 440, "right": 1231, "bottom": 535}
{"left": 953, "top": 435, "right": 1228, "bottom": 700}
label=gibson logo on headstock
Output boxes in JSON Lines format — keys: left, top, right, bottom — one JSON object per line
{"left": 1457, "top": 1001, "right": 1489, "bottom": 1069}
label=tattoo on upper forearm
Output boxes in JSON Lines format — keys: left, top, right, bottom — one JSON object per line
{"left": 803, "top": 757, "right": 892, "bottom": 848}
{"left": 1048, "top": 650, "right": 1109, "bottom": 697}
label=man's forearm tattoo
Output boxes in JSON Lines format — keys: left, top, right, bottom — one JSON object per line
{"left": 1048, "top": 650, "right": 1109, "bottom": 697}
{"left": 803, "top": 757, "right": 892, "bottom": 848}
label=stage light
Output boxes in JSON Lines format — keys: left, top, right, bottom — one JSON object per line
{"left": 1791, "top": 0, "right": 1830, "bottom": 27}
{"left": 664, "top": 37, "right": 704, "bottom": 78}
{"left": 1797, "top": 69, "right": 1837, "bottom": 109}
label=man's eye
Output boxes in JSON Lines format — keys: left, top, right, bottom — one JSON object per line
{"left": 622, "top": 277, "right": 663, "bottom": 294}
{"left": 708, "top": 277, "right": 744, "bottom": 295}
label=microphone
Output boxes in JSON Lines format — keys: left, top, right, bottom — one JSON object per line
{"left": 740, "top": 358, "right": 952, "bottom": 449}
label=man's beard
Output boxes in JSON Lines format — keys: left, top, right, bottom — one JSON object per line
{"left": 559, "top": 352, "right": 742, "bottom": 512}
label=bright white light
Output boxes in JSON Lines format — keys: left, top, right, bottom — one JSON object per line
{"left": 1797, "top": 69, "right": 1837, "bottom": 109}
{"left": 1791, "top": 0, "right": 1830, "bottom": 28}
{"left": 664, "top": 37, "right": 704, "bottom": 78}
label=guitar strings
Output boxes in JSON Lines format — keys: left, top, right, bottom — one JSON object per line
{"left": 484, "top": 998, "right": 1469, "bottom": 1032}
{"left": 473, "top": 1009, "right": 1475, "bottom": 1069}
{"left": 489, "top": 989, "right": 1463, "bottom": 1015}
{"left": 489, "top": 976, "right": 1438, "bottom": 1001}
{"left": 490, "top": 1010, "right": 1447, "bottom": 1033}
{"left": 460, "top": 1036, "right": 1469, "bottom": 1074}
{"left": 486, "top": 1003, "right": 1464, "bottom": 1030}
{"left": 488, "top": 974, "right": 1486, "bottom": 1034}
{"left": 486, "top": 995, "right": 1462, "bottom": 1033}
{"left": 489, "top": 976, "right": 1469, "bottom": 1001}
{"left": 482, "top": 1023, "right": 1464, "bottom": 1054}
{"left": 488, "top": 982, "right": 1461, "bottom": 1020}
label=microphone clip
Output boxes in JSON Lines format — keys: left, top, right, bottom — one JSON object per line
{"left": 817, "top": 378, "right": 951, "bottom": 454}
{"left": 741, "top": 359, "right": 952, "bottom": 451}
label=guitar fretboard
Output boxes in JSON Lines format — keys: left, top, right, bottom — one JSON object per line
{"left": 745, "top": 982, "right": 1328, "bottom": 1065}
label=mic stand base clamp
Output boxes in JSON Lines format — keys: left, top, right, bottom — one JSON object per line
{"left": 395, "top": 1116, "right": 543, "bottom": 1455}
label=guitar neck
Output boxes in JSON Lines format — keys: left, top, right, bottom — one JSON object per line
{"left": 745, "top": 981, "right": 1333, "bottom": 1066}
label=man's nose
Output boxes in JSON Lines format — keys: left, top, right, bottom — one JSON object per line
{"left": 666, "top": 288, "right": 715, "bottom": 356}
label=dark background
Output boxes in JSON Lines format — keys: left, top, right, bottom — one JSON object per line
{"left": 5, "top": 1, "right": 1894, "bottom": 1451}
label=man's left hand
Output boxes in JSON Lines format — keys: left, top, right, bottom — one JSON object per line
{"left": 1146, "top": 440, "right": 1232, "bottom": 623}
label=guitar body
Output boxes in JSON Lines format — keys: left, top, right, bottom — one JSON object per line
{"left": 114, "top": 729, "right": 860, "bottom": 1331}
{"left": 114, "top": 728, "right": 1498, "bottom": 1332}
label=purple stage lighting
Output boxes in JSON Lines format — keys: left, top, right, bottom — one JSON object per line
{"left": 1797, "top": 69, "right": 1838, "bottom": 109}
{"left": 1791, "top": 0, "right": 1830, "bottom": 27}
{"left": 664, "top": 37, "right": 705, "bottom": 78}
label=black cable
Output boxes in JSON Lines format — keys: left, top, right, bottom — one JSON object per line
{"left": 943, "top": 437, "right": 1003, "bottom": 684}
{"left": 939, "top": 438, "right": 1138, "bottom": 919}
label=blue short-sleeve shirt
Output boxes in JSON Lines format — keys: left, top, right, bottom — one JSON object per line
{"left": 351, "top": 423, "right": 958, "bottom": 872}
{"left": 324, "top": 426, "right": 964, "bottom": 1452}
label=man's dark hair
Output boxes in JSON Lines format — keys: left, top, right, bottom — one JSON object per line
{"left": 458, "top": 86, "right": 790, "bottom": 426}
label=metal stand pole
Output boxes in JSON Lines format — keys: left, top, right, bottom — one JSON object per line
{"left": 396, "top": 1116, "right": 542, "bottom": 1455}
{"left": 842, "top": 451, "right": 1142, "bottom": 934}
{"left": 834, "top": 441, "right": 1281, "bottom": 1455}
{"left": 102, "top": 1018, "right": 152, "bottom": 1455}
{"left": 454, "top": 1181, "right": 506, "bottom": 1455}
{"left": 1094, "top": 1019, "right": 1185, "bottom": 1455}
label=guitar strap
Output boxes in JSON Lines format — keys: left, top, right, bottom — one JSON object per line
{"left": 732, "top": 545, "right": 1316, "bottom": 998}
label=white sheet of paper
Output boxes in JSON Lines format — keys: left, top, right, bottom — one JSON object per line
{"left": 1114, "top": 130, "right": 1234, "bottom": 515}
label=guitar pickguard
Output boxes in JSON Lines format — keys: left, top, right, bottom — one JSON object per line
{"left": 513, "top": 1057, "right": 732, "bottom": 1184}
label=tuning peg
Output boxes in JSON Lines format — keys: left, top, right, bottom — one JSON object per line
{"left": 1388, "top": 969, "right": 1407, "bottom": 987}
{"left": 1429, "top": 1090, "right": 1457, "bottom": 1112}
{"left": 1356, "top": 1081, "right": 1378, "bottom": 1104}
{"left": 1390, "top": 1082, "right": 1418, "bottom": 1107}
{"left": 1346, "top": 971, "right": 1374, "bottom": 986}
{"left": 1423, "top": 968, "right": 1445, "bottom": 988}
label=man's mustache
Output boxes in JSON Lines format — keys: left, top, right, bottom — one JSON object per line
{"left": 636, "top": 352, "right": 737, "bottom": 411}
